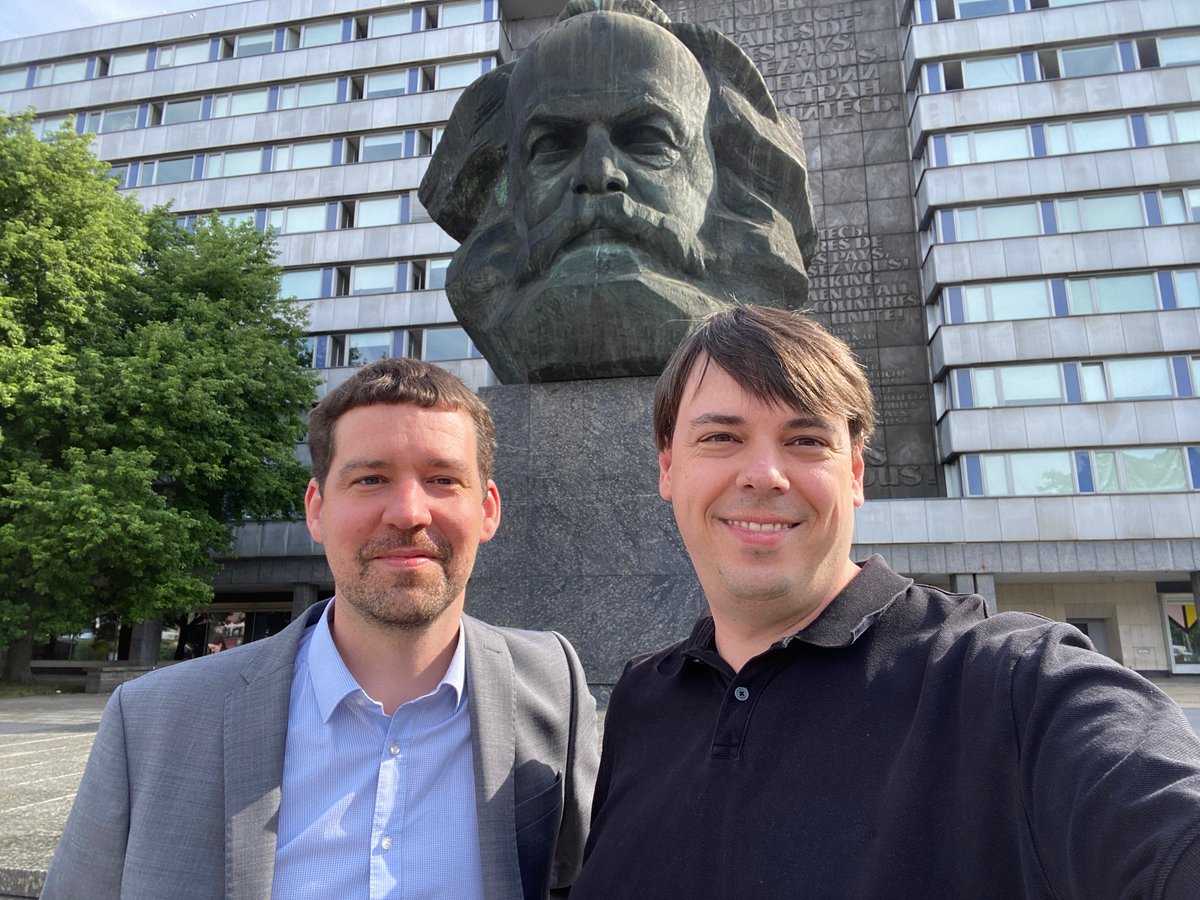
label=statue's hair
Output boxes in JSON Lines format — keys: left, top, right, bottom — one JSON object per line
{"left": 419, "top": 0, "right": 815, "bottom": 263}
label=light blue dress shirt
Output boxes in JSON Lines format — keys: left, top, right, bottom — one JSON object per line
{"left": 271, "top": 601, "right": 484, "bottom": 899}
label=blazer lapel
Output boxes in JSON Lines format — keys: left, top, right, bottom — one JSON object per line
{"left": 464, "top": 616, "right": 524, "bottom": 900}
{"left": 223, "top": 602, "right": 326, "bottom": 900}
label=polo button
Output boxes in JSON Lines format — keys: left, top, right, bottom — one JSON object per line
{"left": 734, "top": 686, "right": 749, "bottom": 701}
{"left": 381, "top": 835, "right": 393, "bottom": 850}
{"left": 389, "top": 743, "right": 400, "bottom": 756}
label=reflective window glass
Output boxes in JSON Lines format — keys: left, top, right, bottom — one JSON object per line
{"left": 1045, "top": 124, "right": 1070, "bottom": 155}
{"left": 217, "top": 211, "right": 254, "bottom": 227}
{"left": 438, "top": 59, "right": 481, "bottom": 89}
{"left": 36, "top": 59, "right": 87, "bottom": 85}
{"left": 299, "top": 80, "right": 337, "bottom": 107}
{"left": 1159, "top": 35, "right": 1200, "bottom": 67}
{"left": 1092, "top": 273, "right": 1157, "bottom": 312}
{"left": 372, "top": 11, "right": 412, "bottom": 37}
{"left": 441, "top": 1, "right": 484, "bottom": 27}
{"left": 0, "top": 67, "right": 27, "bottom": 91}
{"left": 302, "top": 21, "right": 342, "bottom": 48}
{"left": 998, "top": 364, "right": 1060, "bottom": 405}
{"left": 1176, "top": 271, "right": 1200, "bottom": 309}
{"left": 1161, "top": 191, "right": 1187, "bottom": 225}
{"left": 1093, "top": 451, "right": 1118, "bottom": 492}
{"left": 279, "top": 269, "right": 322, "bottom": 299}
{"left": 288, "top": 142, "right": 332, "bottom": 169}
{"left": 362, "top": 132, "right": 405, "bottom": 161}
{"left": 956, "top": 210, "right": 980, "bottom": 241}
{"left": 352, "top": 264, "right": 395, "bottom": 295}
{"left": 1080, "top": 363, "right": 1107, "bottom": 401}
{"left": 1060, "top": 44, "right": 1118, "bottom": 77}
{"left": 1056, "top": 199, "right": 1081, "bottom": 232}
{"left": 957, "top": 0, "right": 1012, "bottom": 17}
{"left": 236, "top": 31, "right": 274, "bottom": 57}
{"left": 1121, "top": 447, "right": 1187, "bottom": 491}
{"left": 974, "top": 369, "right": 998, "bottom": 407}
{"left": 230, "top": 89, "right": 269, "bottom": 115}
{"left": 108, "top": 50, "right": 147, "bottom": 76}
{"left": 990, "top": 280, "right": 1050, "bottom": 319}
{"left": 1146, "top": 114, "right": 1173, "bottom": 145}
{"left": 1071, "top": 117, "right": 1129, "bottom": 151}
{"left": 424, "top": 327, "right": 473, "bottom": 361}
{"left": 980, "top": 202, "right": 1039, "bottom": 239}
{"left": 358, "top": 197, "right": 401, "bottom": 227}
{"left": 206, "top": 149, "right": 259, "bottom": 178}
{"left": 1175, "top": 110, "right": 1200, "bottom": 143}
{"left": 982, "top": 454, "right": 1009, "bottom": 495}
{"left": 948, "top": 134, "right": 970, "bottom": 163}
{"left": 973, "top": 127, "right": 1027, "bottom": 162}
{"left": 163, "top": 98, "right": 202, "bottom": 125}
{"left": 366, "top": 70, "right": 408, "bottom": 99}
{"left": 155, "top": 157, "right": 193, "bottom": 184}
{"left": 158, "top": 41, "right": 209, "bottom": 68}
{"left": 1010, "top": 451, "right": 1074, "bottom": 495}
{"left": 1107, "top": 359, "right": 1173, "bottom": 399}
{"left": 101, "top": 107, "right": 138, "bottom": 133}
{"left": 347, "top": 331, "right": 391, "bottom": 366}
{"left": 964, "top": 286, "right": 988, "bottom": 321}
{"left": 281, "top": 204, "right": 326, "bottom": 234}
{"left": 1080, "top": 194, "right": 1142, "bottom": 230}
{"left": 427, "top": 258, "right": 450, "bottom": 290}
{"left": 962, "top": 55, "right": 1020, "bottom": 88}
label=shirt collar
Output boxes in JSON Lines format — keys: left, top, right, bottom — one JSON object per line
{"left": 307, "top": 599, "right": 468, "bottom": 723}
{"left": 677, "top": 555, "right": 913, "bottom": 670}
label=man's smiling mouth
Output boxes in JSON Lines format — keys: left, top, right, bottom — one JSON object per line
{"left": 722, "top": 519, "right": 797, "bottom": 533}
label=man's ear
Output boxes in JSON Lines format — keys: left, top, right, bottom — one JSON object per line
{"left": 479, "top": 480, "right": 502, "bottom": 543}
{"left": 850, "top": 441, "right": 866, "bottom": 509}
{"left": 658, "top": 447, "right": 673, "bottom": 501}
{"left": 304, "top": 479, "right": 324, "bottom": 543}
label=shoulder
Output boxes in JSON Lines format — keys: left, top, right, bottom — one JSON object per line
{"left": 464, "top": 615, "right": 579, "bottom": 666}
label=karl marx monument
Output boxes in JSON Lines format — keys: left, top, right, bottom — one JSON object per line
{"left": 419, "top": 0, "right": 817, "bottom": 383}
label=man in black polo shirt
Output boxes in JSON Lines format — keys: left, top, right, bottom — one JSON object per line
{"left": 572, "top": 305, "right": 1200, "bottom": 899}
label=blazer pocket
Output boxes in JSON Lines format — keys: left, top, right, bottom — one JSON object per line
{"left": 514, "top": 773, "right": 562, "bottom": 834}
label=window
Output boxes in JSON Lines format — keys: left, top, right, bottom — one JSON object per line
{"left": 205, "top": 148, "right": 261, "bottom": 178}
{"left": 971, "top": 127, "right": 1027, "bottom": 163}
{"left": 98, "top": 106, "right": 138, "bottom": 133}
{"left": 235, "top": 30, "right": 275, "bottom": 57}
{"left": 279, "top": 269, "right": 323, "bottom": 300}
{"left": 1069, "top": 273, "right": 1159, "bottom": 314}
{"left": 1159, "top": 35, "right": 1200, "bottom": 68}
{"left": 35, "top": 59, "right": 87, "bottom": 86}
{"left": 0, "top": 67, "right": 27, "bottom": 91}
{"left": 213, "top": 88, "right": 270, "bottom": 117}
{"left": 440, "top": 1, "right": 485, "bottom": 28}
{"left": 1058, "top": 44, "right": 1119, "bottom": 78}
{"left": 371, "top": 10, "right": 414, "bottom": 37}
{"left": 273, "top": 141, "right": 334, "bottom": 171}
{"left": 366, "top": 69, "right": 408, "bottom": 99}
{"left": 962, "top": 55, "right": 1020, "bottom": 89}
{"left": 31, "top": 115, "right": 70, "bottom": 138}
{"left": 103, "top": 49, "right": 148, "bottom": 76}
{"left": 980, "top": 203, "right": 1039, "bottom": 240}
{"left": 357, "top": 196, "right": 403, "bottom": 227}
{"left": 361, "top": 132, "right": 406, "bottom": 162}
{"left": 301, "top": 20, "right": 342, "bottom": 48}
{"left": 1079, "top": 193, "right": 1144, "bottom": 230}
{"left": 961, "top": 446, "right": 1198, "bottom": 496}
{"left": 278, "top": 79, "right": 338, "bottom": 109}
{"left": 1107, "top": 359, "right": 1174, "bottom": 400}
{"left": 423, "top": 327, "right": 478, "bottom": 361}
{"left": 216, "top": 211, "right": 255, "bottom": 227}
{"left": 107, "top": 164, "right": 131, "bottom": 189}
{"left": 427, "top": 258, "right": 450, "bottom": 290}
{"left": 139, "top": 156, "right": 194, "bottom": 186}
{"left": 157, "top": 41, "right": 209, "bottom": 68}
{"left": 267, "top": 204, "right": 327, "bottom": 234}
{"left": 1071, "top": 117, "right": 1129, "bottom": 152}
{"left": 1011, "top": 451, "right": 1075, "bottom": 495}
{"left": 161, "top": 97, "right": 203, "bottom": 126}
{"left": 437, "top": 59, "right": 483, "bottom": 89}
{"left": 1121, "top": 448, "right": 1188, "bottom": 491}
{"left": 351, "top": 263, "right": 396, "bottom": 295}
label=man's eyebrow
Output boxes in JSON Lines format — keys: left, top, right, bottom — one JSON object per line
{"left": 785, "top": 414, "right": 837, "bottom": 432}
{"left": 688, "top": 413, "right": 745, "bottom": 428}
{"left": 334, "top": 458, "right": 389, "bottom": 480}
{"left": 686, "top": 412, "right": 837, "bottom": 431}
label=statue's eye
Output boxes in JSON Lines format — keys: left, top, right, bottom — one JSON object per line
{"left": 528, "top": 131, "right": 575, "bottom": 163}
{"left": 614, "top": 121, "right": 677, "bottom": 158}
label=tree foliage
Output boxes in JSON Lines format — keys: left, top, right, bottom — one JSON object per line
{"left": 0, "top": 114, "right": 317, "bottom": 670}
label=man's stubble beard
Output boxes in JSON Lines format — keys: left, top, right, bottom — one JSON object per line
{"left": 339, "top": 531, "right": 464, "bottom": 632}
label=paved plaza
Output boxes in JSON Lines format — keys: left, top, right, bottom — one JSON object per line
{"left": 1, "top": 679, "right": 1198, "bottom": 898}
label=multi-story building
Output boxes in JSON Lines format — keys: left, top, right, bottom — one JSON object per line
{"left": 2, "top": 0, "right": 1198, "bottom": 680}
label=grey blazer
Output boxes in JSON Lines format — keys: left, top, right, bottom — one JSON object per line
{"left": 41, "top": 603, "right": 599, "bottom": 900}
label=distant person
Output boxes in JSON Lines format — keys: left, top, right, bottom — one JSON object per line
{"left": 44, "top": 358, "right": 599, "bottom": 899}
{"left": 572, "top": 306, "right": 1200, "bottom": 898}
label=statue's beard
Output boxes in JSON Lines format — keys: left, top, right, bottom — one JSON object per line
{"left": 516, "top": 192, "right": 709, "bottom": 288}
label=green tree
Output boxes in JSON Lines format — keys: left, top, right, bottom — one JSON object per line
{"left": 0, "top": 114, "right": 317, "bottom": 682}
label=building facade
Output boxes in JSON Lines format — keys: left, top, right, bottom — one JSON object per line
{"left": 2, "top": 0, "right": 1198, "bottom": 679}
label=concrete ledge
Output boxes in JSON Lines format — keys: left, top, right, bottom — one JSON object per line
{"left": 0, "top": 866, "right": 43, "bottom": 900}
{"left": 84, "top": 665, "right": 155, "bottom": 694}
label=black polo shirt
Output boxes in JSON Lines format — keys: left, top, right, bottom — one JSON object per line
{"left": 571, "top": 556, "right": 1200, "bottom": 899}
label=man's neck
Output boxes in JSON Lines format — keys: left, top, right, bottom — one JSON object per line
{"left": 327, "top": 601, "right": 462, "bottom": 715}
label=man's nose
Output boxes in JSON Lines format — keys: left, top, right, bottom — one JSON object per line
{"left": 573, "top": 128, "right": 628, "bottom": 195}
{"left": 737, "top": 446, "right": 790, "bottom": 494}
{"left": 380, "top": 480, "right": 433, "bottom": 530}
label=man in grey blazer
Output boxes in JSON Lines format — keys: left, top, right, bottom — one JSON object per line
{"left": 43, "top": 358, "right": 599, "bottom": 899}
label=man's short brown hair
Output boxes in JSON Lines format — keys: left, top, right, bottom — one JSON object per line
{"left": 653, "top": 305, "right": 875, "bottom": 450}
{"left": 308, "top": 358, "right": 496, "bottom": 489}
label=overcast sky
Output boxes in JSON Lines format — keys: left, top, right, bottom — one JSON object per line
{"left": 1, "top": 0, "right": 239, "bottom": 42}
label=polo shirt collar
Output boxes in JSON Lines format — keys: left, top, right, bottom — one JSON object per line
{"left": 307, "top": 598, "right": 467, "bottom": 723}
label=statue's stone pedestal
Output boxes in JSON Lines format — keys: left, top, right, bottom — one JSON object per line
{"left": 468, "top": 378, "right": 706, "bottom": 689}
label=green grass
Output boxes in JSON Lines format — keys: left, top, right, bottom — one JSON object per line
{"left": 0, "top": 682, "right": 84, "bottom": 698}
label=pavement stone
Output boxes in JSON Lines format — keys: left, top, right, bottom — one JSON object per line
{"left": 1, "top": 680, "right": 1198, "bottom": 898}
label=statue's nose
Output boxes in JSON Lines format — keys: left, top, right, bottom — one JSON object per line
{"left": 573, "top": 129, "right": 629, "bottom": 195}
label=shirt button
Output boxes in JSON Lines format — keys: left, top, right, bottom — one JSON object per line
{"left": 734, "top": 686, "right": 750, "bottom": 701}
{"left": 381, "top": 835, "right": 393, "bottom": 850}
{"left": 389, "top": 743, "right": 400, "bottom": 756}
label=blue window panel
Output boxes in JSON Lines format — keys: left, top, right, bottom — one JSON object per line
{"left": 320, "top": 267, "right": 333, "bottom": 299}
{"left": 314, "top": 335, "right": 328, "bottom": 369}
{"left": 1173, "top": 357, "right": 1194, "bottom": 397}
{"left": 75, "top": 116, "right": 87, "bottom": 134}
{"left": 128, "top": 162, "right": 141, "bottom": 185}
{"left": 185, "top": 215, "right": 198, "bottom": 231}
{"left": 254, "top": 209, "right": 267, "bottom": 231}
{"left": 396, "top": 261, "right": 409, "bottom": 292}
{"left": 965, "top": 456, "right": 983, "bottom": 497}
{"left": 85, "top": 58, "right": 97, "bottom": 80}
{"left": 412, "top": 8, "right": 424, "bottom": 31}
{"left": 404, "top": 130, "right": 416, "bottom": 157}
{"left": 1159, "top": 271, "right": 1178, "bottom": 310}
{"left": 325, "top": 202, "right": 339, "bottom": 231}
{"left": 391, "top": 330, "right": 405, "bottom": 357}
{"left": 1062, "top": 363, "right": 1082, "bottom": 403}
{"left": 1144, "top": 191, "right": 1162, "bottom": 227}
{"left": 400, "top": 193, "right": 411, "bottom": 223}
{"left": 1075, "top": 452, "right": 1094, "bottom": 493}
{"left": 1050, "top": 279, "right": 1069, "bottom": 316}
{"left": 1118, "top": 41, "right": 1136, "bottom": 72}
{"left": 408, "top": 68, "right": 420, "bottom": 94}
{"left": 332, "top": 137, "right": 344, "bottom": 165}
{"left": 336, "top": 76, "right": 348, "bottom": 103}
{"left": 1131, "top": 114, "right": 1148, "bottom": 148}
{"left": 1020, "top": 52, "right": 1037, "bottom": 82}
{"left": 262, "top": 146, "right": 274, "bottom": 171}
{"left": 24, "top": 66, "right": 35, "bottom": 89}
{"left": 1040, "top": 200, "right": 1057, "bottom": 235}
{"left": 1012, "top": 0, "right": 1028, "bottom": 9}
{"left": 200, "top": 95, "right": 213, "bottom": 119}
{"left": 931, "top": 134, "right": 948, "bottom": 167}
{"left": 209, "top": 37, "right": 221, "bottom": 62}
{"left": 954, "top": 370, "right": 974, "bottom": 408}
{"left": 273, "top": 28, "right": 286, "bottom": 53}
{"left": 341, "top": 17, "right": 353, "bottom": 42}
{"left": 136, "top": 103, "right": 149, "bottom": 129}
{"left": 945, "top": 286, "right": 964, "bottom": 324}
{"left": 482, "top": 57, "right": 494, "bottom": 73}
{"left": 485, "top": 0, "right": 497, "bottom": 21}
{"left": 1030, "top": 125, "right": 1047, "bottom": 157}
{"left": 938, "top": 210, "right": 956, "bottom": 243}
{"left": 267, "top": 85, "right": 280, "bottom": 111}
{"left": 924, "top": 64, "right": 942, "bottom": 93}
{"left": 1188, "top": 447, "right": 1200, "bottom": 490}
{"left": 146, "top": 48, "right": 158, "bottom": 69}
{"left": 192, "top": 155, "right": 205, "bottom": 180}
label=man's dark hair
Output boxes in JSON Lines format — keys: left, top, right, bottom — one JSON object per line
{"left": 308, "top": 358, "right": 496, "bottom": 489}
{"left": 653, "top": 305, "right": 876, "bottom": 451}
